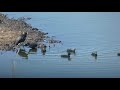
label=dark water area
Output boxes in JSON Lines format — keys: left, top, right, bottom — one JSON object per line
{"left": 1, "top": 12, "right": 120, "bottom": 78}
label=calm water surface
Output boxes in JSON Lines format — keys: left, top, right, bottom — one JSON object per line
{"left": 1, "top": 12, "right": 120, "bottom": 78}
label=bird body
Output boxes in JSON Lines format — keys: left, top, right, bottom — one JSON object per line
{"left": 67, "top": 49, "right": 76, "bottom": 53}
{"left": 40, "top": 44, "right": 47, "bottom": 55}
{"left": 91, "top": 51, "right": 97, "bottom": 56}
{"left": 41, "top": 48, "right": 46, "bottom": 52}
{"left": 61, "top": 52, "right": 71, "bottom": 58}
{"left": 16, "top": 32, "right": 27, "bottom": 46}
{"left": 41, "top": 47, "right": 46, "bottom": 55}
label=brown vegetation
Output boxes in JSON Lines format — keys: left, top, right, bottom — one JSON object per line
{"left": 0, "top": 13, "right": 50, "bottom": 50}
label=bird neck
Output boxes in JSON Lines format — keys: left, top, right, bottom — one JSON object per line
{"left": 68, "top": 53, "right": 70, "bottom": 56}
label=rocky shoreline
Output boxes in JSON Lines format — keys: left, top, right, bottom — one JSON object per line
{"left": 0, "top": 13, "right": 61, "bottom": 51}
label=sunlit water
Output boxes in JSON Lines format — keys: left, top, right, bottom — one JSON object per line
{"left": 1, "top": 12, "right": 120, "bottom": 78}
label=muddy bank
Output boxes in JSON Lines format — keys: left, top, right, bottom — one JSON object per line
{"left": 0, "top": 13, "right": 61, "bottom": 51}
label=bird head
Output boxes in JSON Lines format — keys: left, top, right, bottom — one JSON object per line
{"left": 23, "top": 32, "right": 28, "bottom": 35}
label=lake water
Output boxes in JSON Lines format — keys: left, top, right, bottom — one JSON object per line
{"left": 1, "top": 12, "right": 120, "bottom": 78}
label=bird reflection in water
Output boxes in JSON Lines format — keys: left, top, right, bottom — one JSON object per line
{"left": 94, "top": 55, "right": 97, "bottom": 60}
{"left": 41, "top": 49, "right": 46, "bottom": 55}
{"left": 16, "top": 48, "right": 28, "bottom": 59}
{"left": 28, "top": 48, "right": 37, "bottom": 54}
{"left": 91, "top": 55, "right": 97, "bottom": 61}
{"left": 61, "top": 57, "right": 72, "bottom": 61}
{"left": 16, "top": 48, "right": 38, "bottom": 59}
{"left": 68, "top": 57, "right": 72, "bottom": 61}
